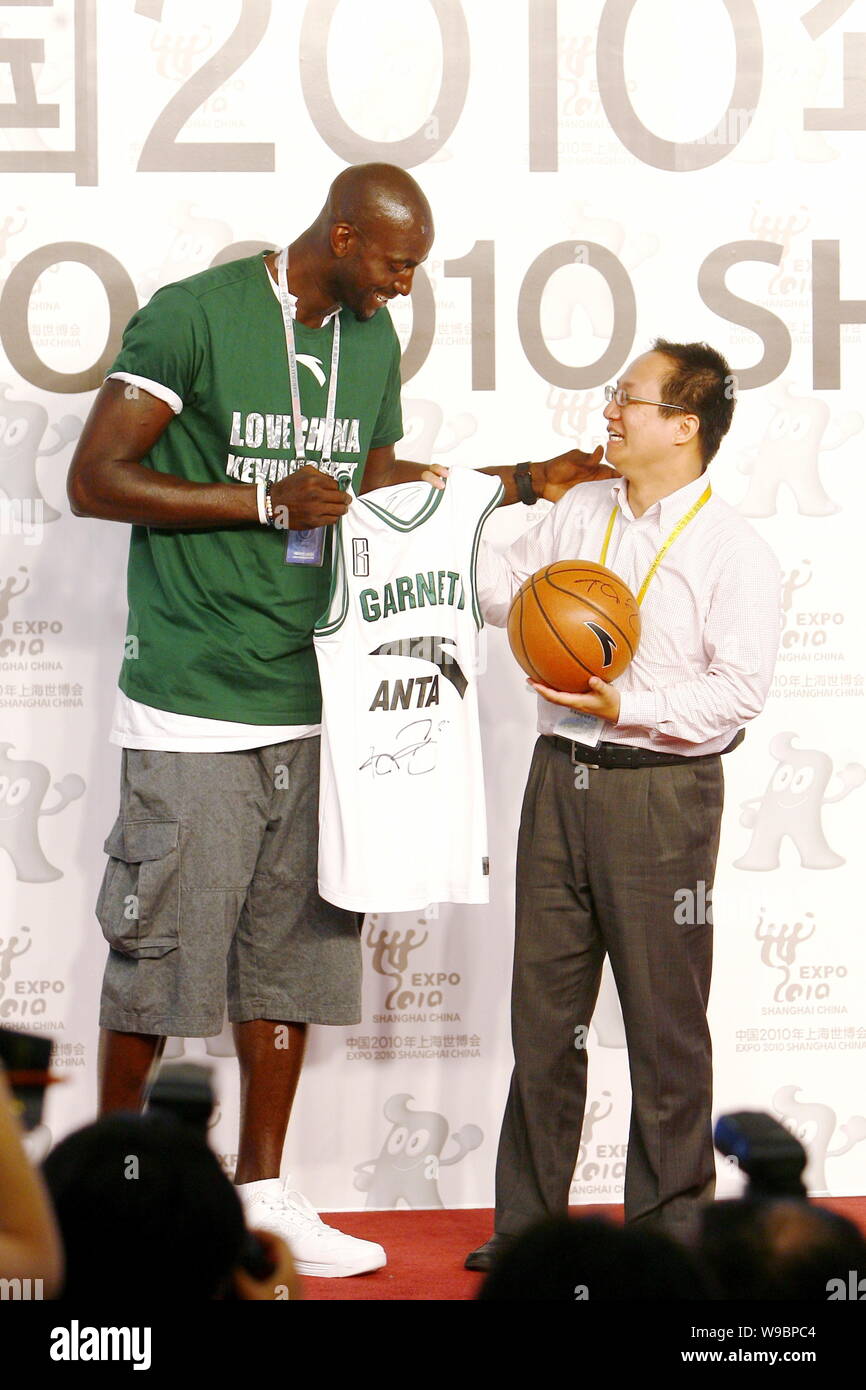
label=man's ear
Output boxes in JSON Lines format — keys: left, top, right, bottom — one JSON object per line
{"left": 330, "top": 222, "right": 358, "bottom": 258}
{"left": 675, "top": 412, "right": 701, "bottom": 447}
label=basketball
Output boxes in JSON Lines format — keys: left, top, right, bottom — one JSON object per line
{"left": 507, "top": 561, "right": 641, "bottom": 694}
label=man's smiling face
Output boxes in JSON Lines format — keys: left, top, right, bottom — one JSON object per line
{"left": 603, "top": 350, "right": 693, "bottom": 473}
{"left": 333, "top": 217, "right": 432, "bottom": 323}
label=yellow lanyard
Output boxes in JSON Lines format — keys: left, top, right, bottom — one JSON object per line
{"left": 598, "top": 484, "right": 712, "bottom": 606}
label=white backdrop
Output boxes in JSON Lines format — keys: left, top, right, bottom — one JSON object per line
{"left": 1, "top": 0, "right": 865, "bottom": 1211}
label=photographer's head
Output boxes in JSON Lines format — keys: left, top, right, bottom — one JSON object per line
{"left": 43, "top": 1112, "right": 246, "bottom": 1301}
{"left": 478, "top": 1215, "right": 710, "bottom": 1301}
{"left": 699, "top": 1198, "right": 866, "bottom": 1300}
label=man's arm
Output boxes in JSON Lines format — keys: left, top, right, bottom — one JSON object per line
{"left": 359, "top": 442, "right": 612, "bottom": 501}
{"left": 68, "top": 380, "right": 350, "bottom": 530}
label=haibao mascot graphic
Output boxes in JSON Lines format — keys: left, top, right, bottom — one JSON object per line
{"left": 137, "top": 203, "right": 233, "bottom": 302}
{"left": 735, "top": 733, "right": 865, "bottom": 870}
{"left": 0, "top": 384, "right": 81, "bottom": 518}
{"left": 0, "top": 744, "right": 85, "bottom": 882}
{"left": 400, "top": 397, "right": 477, "bottom": 467}
{"left": 774, "top": 1086, "right": 866, "bottom": 1193}
{"left": 354, "top": 1093, "right": 482, "bottom": 1208}
{"left": 738, "top": 383, "right": 860, "bottom": 518}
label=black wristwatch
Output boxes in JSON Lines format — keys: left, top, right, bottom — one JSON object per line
{"left": 514, "top": 459, "right": 539, "bottom": 505}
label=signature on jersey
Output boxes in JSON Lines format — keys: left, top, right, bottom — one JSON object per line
{"left": 359, "top": 719, "right": 449, "bottom": 777}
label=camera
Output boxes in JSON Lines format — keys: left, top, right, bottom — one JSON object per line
{"left": 0, "top": 1025, "right": 54, "bottom": 1131}
{"left": 714, "top": 1110, "right": 808, "bottom": 1198}
{"left": 146, "top": 1060, "right": 216, "bottom": 1137}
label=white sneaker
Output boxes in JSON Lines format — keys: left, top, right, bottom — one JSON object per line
{"left": 237, "top": 1178, "right": 386, "bottom": 1278}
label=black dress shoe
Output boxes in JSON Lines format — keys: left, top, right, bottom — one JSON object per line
{"left": 464, "top": 1233, "right": 517, "bottom": 1272}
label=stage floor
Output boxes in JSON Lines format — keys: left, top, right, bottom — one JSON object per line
{"left": 303, "top": 1199, "right": 866, "bottom": 1301}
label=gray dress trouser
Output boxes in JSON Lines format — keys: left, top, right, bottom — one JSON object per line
{"left": 494, "top": 735, "right": 725, "bottom": 1244}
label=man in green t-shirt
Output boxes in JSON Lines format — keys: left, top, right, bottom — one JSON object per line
{"left": 68, "top": 162, "right": 610, "bottom": 1278}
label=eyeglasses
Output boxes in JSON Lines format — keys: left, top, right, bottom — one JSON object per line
{"left": 604, "top": 385, "right": 687, "bottom": 412}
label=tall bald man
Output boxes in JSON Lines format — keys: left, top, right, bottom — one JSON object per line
{"left": 68, "top": 163, "right": 608, "bottom": 1276}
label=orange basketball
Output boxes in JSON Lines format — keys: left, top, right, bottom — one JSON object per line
{"left": 507, "top": 561, "right": 641, "bottom": 694}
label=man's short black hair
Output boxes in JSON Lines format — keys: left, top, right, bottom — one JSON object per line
{"left": 478, "top": 1215, "right": 710, "bottom": 1300}
{"left": 699, "top": 1198, "right": 866, "bottom": 1300}
{"left": 43, "top": 1111, "right": 246, "bottom": 1301}
{"left": 652, "top": 338, "right": 736, "bottom": 469}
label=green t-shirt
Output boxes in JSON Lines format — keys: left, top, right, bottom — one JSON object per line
{"left": 109, "top": 253, "right": 404, "bottom": 723}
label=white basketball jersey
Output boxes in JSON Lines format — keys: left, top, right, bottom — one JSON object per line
{"left": 314, "top": 468, "right": 503, "bottom": 912}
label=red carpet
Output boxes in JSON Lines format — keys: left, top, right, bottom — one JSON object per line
{"left": 302, "top": 1198, "right": 866, "bottom": 1300}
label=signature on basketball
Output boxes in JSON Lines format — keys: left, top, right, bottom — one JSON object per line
{"left": 360, "top": 719, "right": 449, "bottom": 776}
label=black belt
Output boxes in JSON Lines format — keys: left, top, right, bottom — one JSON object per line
{"left": 545, "top": 727, "right": 745, "bottom": 769}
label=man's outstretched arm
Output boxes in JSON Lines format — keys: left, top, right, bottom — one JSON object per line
{"left": 359, "top": 442, "right": 613, "bottom": 501}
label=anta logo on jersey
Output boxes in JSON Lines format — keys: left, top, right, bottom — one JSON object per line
{"left": 370, "top": 674, "right": 440, "bottom": 711}
{"left": 368, "top": 635, "right": 468, "bottom": 711}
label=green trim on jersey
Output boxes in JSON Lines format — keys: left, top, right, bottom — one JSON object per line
{"left": 109, "top": 253, "right": 404, "bottom": 724}
{"left": 314, "top": 528, "right": 349, "bottom": 638}
{"left": 357, "top": 482, "right": 445, "bottom": 531}
{"left": 470, "top": 479, "right": 505, "bottom": 628}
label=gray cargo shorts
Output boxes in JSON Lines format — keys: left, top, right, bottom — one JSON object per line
{"left": 96, "top": 736, "right": 362, "bottom": 1036}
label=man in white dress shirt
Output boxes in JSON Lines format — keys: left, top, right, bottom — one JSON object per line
{"left": 467, "top": 340, "right": 782, "bottom": 1269}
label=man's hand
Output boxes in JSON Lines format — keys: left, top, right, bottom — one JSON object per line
{"left": 269, "top": 466, "right": 352, "bottom": 529}
{"left": 359, "top": 444, "right": 448, "bottom": 494}
{"left": 535, "top": 446, "right": 617, "bottom": 503}
{"left": 529, "top": 675, "right": 621, "bottom": 723}
{"left": 420, "top": 463, "right": 448, "bottom": 489}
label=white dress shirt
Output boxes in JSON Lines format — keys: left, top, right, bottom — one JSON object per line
{"left": 477, "top": 472, "right": 782, "bottom": 754}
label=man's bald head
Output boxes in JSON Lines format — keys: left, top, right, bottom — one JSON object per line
{"left": 322, "top": 163, "right": 433, "bottom": 243}
{"left": 298, "top": 163, "right": 433, "bottom": 323}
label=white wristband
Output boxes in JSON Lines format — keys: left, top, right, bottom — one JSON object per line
{"left": 255, "top": 480, "right": 268, "bottom": 526}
